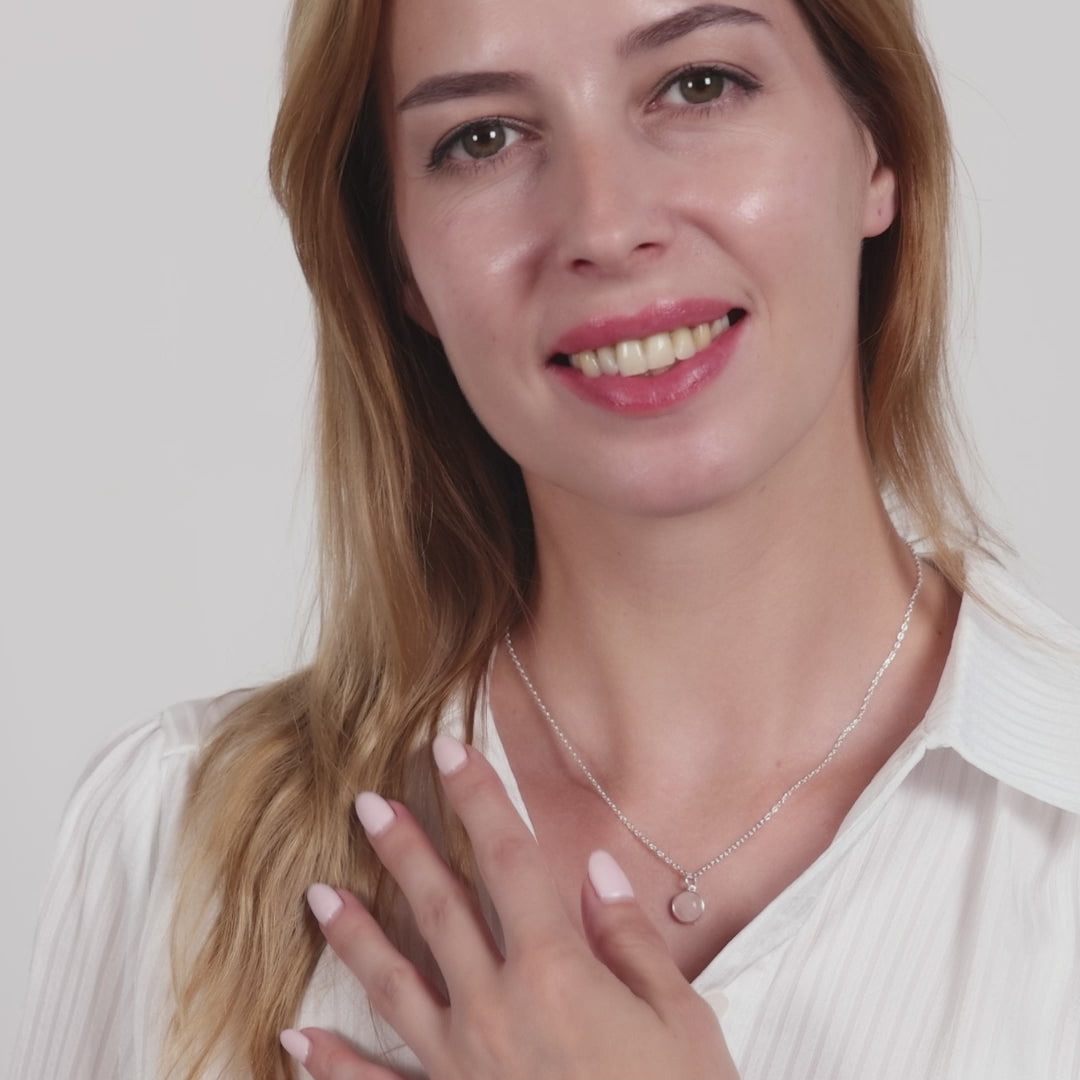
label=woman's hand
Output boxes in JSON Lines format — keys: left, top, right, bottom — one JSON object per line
{"left": 280, "top": 733, "right": 739, "bottom": 1080}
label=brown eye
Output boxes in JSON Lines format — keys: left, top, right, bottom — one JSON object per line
{"left": 674, "top": 70, "right": 727, "bottom": 106}
{"left": 655, "top": 65, "right": 761, "bottom": 114}
{"left": 461, "top": 123, "right": 508, "bottom": 159}
{"left": 429, "top": 120, "right": 525, "bottom": 171}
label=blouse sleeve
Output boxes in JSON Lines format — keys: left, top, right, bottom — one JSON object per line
{"left": 11, "top": 710, "right": 197, "bottom": 1079}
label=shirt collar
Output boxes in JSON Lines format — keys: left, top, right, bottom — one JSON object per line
{"left": 919, "top": 557, "right": 1080, "bottom": 814}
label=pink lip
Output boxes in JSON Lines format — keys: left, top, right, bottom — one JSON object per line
{"left": 549, "top": 299, "right": 741, "bottom": 358}
{"left": 549, "top": 313, "right": 747, "bottom": 416}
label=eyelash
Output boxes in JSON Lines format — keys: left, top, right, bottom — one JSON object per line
{"left": 425, "top": 63, "right": 762, "bottom": 176}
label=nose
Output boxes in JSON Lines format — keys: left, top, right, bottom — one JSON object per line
{"left": 550, "top": 124, "right": 675, "bottom": 277}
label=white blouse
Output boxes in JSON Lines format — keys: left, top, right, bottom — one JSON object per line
{"left": 12, "top": 559, "right": 1080, "bottom": 1079}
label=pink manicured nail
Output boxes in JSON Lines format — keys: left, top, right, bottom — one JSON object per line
{"left": 588, "top": 850, "right": 635, "bottom": 902}
{"left": 280, "top": 1028, "right": 311, "bottom": 1064}
{"left": 355, "top": 791, "right": 397, "bottom": 836}
{"left": 433, "top": 732, "right": 468, "bottom": 775}
{"left": 306, "top": 883, "right": 344, "bottom": 925}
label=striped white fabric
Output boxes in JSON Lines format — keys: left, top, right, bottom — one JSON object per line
{"left": 11, "top": 560, "right": 1080, "bottom": 1079}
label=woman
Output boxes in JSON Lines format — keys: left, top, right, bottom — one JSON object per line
{"left": 14, "top": 0, "right": 1079, "bottom": 1077}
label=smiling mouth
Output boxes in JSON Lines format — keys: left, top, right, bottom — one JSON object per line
{"left": 552, "top": 309, "right": 746, "bottom": 377}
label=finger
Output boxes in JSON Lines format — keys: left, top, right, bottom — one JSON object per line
{"left": 280, "top": 1026, "right": 406, "bottom": 1080}
{"left": 307, "top": 883, "right": 447, "bottom": 1063}
{"left": 579, "top": 850, "right": 694, "bottom": 1018}
{"left": 432, "top": 733, "right": 572, "bottom": 952}
{"left": 354, "top": 792, "right": 502, "bottom": 997}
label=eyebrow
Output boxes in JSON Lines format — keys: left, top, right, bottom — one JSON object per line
{"left": 397, "top": 70, "right": 537, "bottom": 113}
{"left": 618, "top": 3, "right": 770, "bottom": 59}
{"left": 395, "top": 3, "right": 769, "bottom": 113}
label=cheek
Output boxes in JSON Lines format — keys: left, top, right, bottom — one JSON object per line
{"left": 708, "top": 140, "right": 864, "bottom": 260}
{"left": 691, "top": 130, "right": 869, "bottom": 347}
{"left": 676, "top": 131, "right": 868, "bottom": 440}
{"left": 397, "top": 172, "right": 543, "bottom": 321}
{"left": 397, "top": 211, "right": 543, "bottom": 434}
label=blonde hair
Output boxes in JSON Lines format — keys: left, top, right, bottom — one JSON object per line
{"left": 165, "top": 0, "right": 995, "bottom": 1075}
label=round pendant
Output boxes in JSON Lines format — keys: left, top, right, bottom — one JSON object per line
{"left": 671, "top": 889, "right": 706, "bottom": 924}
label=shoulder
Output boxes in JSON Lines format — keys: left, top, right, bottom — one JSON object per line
{"left": 91, "top": 686, "right": 257, "bottom": 770}
{"left": 12, "top": 689, "right": 259, "bottom": 1077}
{"left": 64, "top": 688, "right": 257, "bottom": 839}
{"left": 43, "top": 686, "right": 261, "bottom": 925}
{"left": 38, "top": 686, "right": 264, "bottom": 957}
{"left": 927, "top": 557, "right": 1080, "bottom": 813}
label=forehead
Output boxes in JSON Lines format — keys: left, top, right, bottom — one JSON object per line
{"left": 384, "top": 0, "right": 798, "bottom": 89}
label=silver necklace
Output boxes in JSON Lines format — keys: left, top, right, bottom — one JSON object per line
{"left": 504, "top": 550, "right": 923, "bottom": 925}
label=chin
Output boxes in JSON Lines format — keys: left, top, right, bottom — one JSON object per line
{"left": 556, "top": 452, "right": 758, "bottom": 520}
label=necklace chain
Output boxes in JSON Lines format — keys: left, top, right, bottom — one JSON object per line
{"left": 504, "top": 548, "right": 923, "bottom": 899}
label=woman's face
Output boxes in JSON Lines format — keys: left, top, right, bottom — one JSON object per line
{"left": 385, "top": 0, "right": 896, "bottom": 516}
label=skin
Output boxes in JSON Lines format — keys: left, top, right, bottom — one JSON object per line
{"left": 284, "top": 0, "right": 962, "bottom": 1074}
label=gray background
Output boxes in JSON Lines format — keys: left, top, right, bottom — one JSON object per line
{"left": 2, "top": 0, "right": 1078, "bottom": 1057}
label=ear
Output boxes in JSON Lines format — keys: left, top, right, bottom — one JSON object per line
{"left": 402, "top": 276, "right": 439, "bottom": 337}
{"left": 861, "top": 134, "right": 897, "bottom": 240}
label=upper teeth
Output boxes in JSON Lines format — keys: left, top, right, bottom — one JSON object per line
{"left": 568, "top": 316, "right": 734, "bottom": 378}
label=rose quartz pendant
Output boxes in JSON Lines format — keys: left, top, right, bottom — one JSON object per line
{"left": 671, "top": 888, "right": 706, "bottom": 924}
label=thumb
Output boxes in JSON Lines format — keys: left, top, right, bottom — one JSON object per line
{"left": 580, "top": 849, "right": 692, "bottom": 1015}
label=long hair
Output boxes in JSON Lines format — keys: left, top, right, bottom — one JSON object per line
{"left": 165, "top": 0, "right": 993, "bottom": 1075}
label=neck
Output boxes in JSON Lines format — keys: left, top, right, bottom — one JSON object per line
{"left": 505, "top": 413, "right": 944, "bottom": 806}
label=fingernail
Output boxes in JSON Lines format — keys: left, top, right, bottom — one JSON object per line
{"left": 433, "top": 732, "right": 468, "bottom": 775}
{"left": 355, "top": 791, "right": 396, "bottom": 837}
{"left": 306, "top": 882, "right": 344, "bottom": 925}
{"left": 588, "top": 849, "right": 635, "bottom": 902}
{"left": 280, "top": 1028, "right": 311, "bottom": 1064}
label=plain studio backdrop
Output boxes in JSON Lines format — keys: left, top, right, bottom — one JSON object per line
{"left": 1, "top": 0, "right": 1077, "bottom": 1060}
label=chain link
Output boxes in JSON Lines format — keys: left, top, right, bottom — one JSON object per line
{"left": 504, "top": 547, "right": 923, "bottom": 892}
